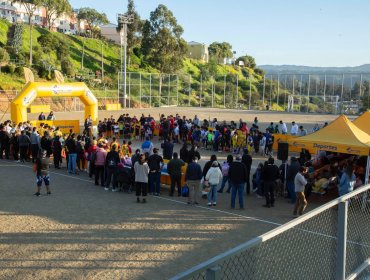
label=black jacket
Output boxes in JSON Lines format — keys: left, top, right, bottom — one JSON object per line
{"left": 262, "top": 164, "right": 280, "bottom": 181}
{"left": 105, "top": 151, "right": 120, "bottom": 167}
{"left": 161, "top": 141, "right": 174, "bottom": 160}
{"left": 148, "top": 154, "right": 163, "bottom": 172}
{"left": 242, "top": 154, "right": 252, "bottom": 172}
{"left": 228, "top": 161, "right": 248, "bottom": 184}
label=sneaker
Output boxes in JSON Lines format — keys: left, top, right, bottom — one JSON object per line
{"left": 263, "top": 204, "right": 271, "bottom": 208}
{"left": 194, "top": 202, "right": 199, "bottom": 205}
{"left": 217, "top": 190, "right": 223, "bottom": 193}
{"left": 256, "top": 194, "right": 263, "bottom": 199}
{"left": 239, "top": 207, "right": 245, "bottom": 210}
{"left": 136, "top": 197, "right": 140, "bottom": 203}
{"left": 33, "top": 192, "right": 40, "bottom": 196}
{"left": 142, "top": 198, "right": 147, "bottom": 203}
{"left": 207, "top": 202, "right": 212, "bottom": 206}
{"left": 252, "top": 188, "right": 257, "bottom": 193}
{"left": 212, "top": 203, "right": 217, "bottom": 206}
{"left": 104, "top": 187, "right": 109, "bottom": 191}
{"left": 46, "top": 192, "right": 51, "bottom": 195}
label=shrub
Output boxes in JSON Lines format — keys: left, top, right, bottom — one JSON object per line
{"left": 61, "top": 58, "right": 75, "bottom": 76}
{"left": 0, "top": 47, "right": 10, "bottom": 64}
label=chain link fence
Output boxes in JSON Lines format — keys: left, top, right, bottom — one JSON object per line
{"left": 2, "top": 72, "right": 370, "bottom": 114}
{"left": 171, "top": 184, "right": 370, "bottom": 280}
{"left": 117, "top": 72, "right": 370, "bottom": 113}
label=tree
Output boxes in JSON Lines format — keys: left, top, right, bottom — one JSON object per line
{"left": 141, "top": 4, "right": 187, "bottom": 73}
{"left": 42, "top": 0, "right": 72, "bottom": 30}
{"left": 77, "top": 7, "right": 109, "bottom": 38}
{"left": 236, "top": 55, "right": 256, "bottom": 69}
{"left": 12, "top": 0, "right": 42, "bottom": 65}
{"left": 208, "top": 42, "right": 233, "bottom": 64}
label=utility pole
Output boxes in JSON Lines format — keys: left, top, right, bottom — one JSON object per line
{"left": 118, "top": 13, "right": 134, "bottom": 108}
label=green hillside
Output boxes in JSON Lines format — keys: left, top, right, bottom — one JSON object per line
{"left": 0, "top": 19, "right": 334, "bottom": 112}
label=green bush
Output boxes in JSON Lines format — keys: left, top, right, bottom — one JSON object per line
{"left": 15, "top": 66, "right": 23, "bottom": 76}
{"left": 61, "top": 58, "right": 75, "bottom": 76}
{"left": 37, "top": 33, "right": 59, "bottom": 53}
{"left": 0, "top": 47, "right": 10, "bottom": 63}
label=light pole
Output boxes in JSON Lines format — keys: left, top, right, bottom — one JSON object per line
{"left": 117, "top": 13, "right": 134, "bottom": 108}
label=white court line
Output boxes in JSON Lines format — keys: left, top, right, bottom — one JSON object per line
{"left": 155, "top": 195, "right": 282, "bottom": 226}
{"left": 4, "top": 161, "right": 370, "bottom": 249}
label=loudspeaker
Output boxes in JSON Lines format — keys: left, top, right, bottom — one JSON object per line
{"left": 277, "top": 142, "right": 289, "bottom": 161}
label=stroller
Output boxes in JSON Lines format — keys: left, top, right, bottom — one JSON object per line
{"left": 117, "top": 163, "right": 134, "bottom": 193}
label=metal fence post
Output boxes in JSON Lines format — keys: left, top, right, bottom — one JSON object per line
{"left": 139, "top": 72, "right": 142, "bottom": 108}
{"left": 200, "top": 74, "right": 202, "bottom": 107}
{"left": 149, "top": 73, "right": 152, "bottom": 108}
{"left": 128, "top": 72, "right": 131, "bottom": 108}
{"left": 249, "top": 78, "right": 252, "bottom": 110}
{"left": 340, "top": 74, "right": 344, "bottom": 113}
{"left": 223, "top": 75, "right": 226, "bottom": 108}
{"left": 262, "top": 75, "right": 265, "bottom": 108}
{"left": 176, "top": 75, "right": 179, "bottom": 106}
{"left": 206, "top": 266, "right": 221, "bottom": 280}
{"left": 236, "top": 75, "right": 239, "bottom": 109}
{"left": 336, "top": 200, "right": 348, "bottom": 280}
{"left": 188, "top": 75, "right": 191, "bottom": 106}
{"left": 277, "top": 74, "right": 280, "bottom": 106}
{"left": 307, "top": 74, "right": 311, "bottom": 113}
{"left": 168, "top": 74, "right": 171, "bottom": 106}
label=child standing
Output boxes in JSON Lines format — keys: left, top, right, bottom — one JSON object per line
{"left": 34, "top": 149, "right": 51, "bottom": 196}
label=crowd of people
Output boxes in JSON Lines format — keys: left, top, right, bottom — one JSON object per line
{"left": 0, "top": 112, "right": 367, "bottom": 216}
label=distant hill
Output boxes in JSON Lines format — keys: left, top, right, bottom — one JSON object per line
{"left": 258, "top": 64, "right": 370, "bottom": 74}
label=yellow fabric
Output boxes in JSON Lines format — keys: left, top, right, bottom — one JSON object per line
{"left": 288, "top": 115, "right": 370, "bottom": 156}
{"left": 353, "top": 110, "right": 370, "bottom": 135}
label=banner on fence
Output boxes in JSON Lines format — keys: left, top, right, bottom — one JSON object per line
{"left": 30, "top": 120, "right": 80, "bottom": 134}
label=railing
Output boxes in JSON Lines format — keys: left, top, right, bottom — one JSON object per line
{"left": 171, "top": 184, "right": 370, "bottom": 280}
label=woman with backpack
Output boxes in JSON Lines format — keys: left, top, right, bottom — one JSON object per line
{"left": 217, "top": 155, "right": 233, "bottom": 193}
{"left": 134, "top": 154, "right": 150, "bottom": 203}
{"left": 205, "top": 161, "right": 223, "bottom": 206}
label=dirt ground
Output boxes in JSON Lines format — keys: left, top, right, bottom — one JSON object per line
{"left": 0, "top": 108, "right": 345, "bottom": 279}
{"left": 1, "top": 107, "right": 344, "bottom": 131}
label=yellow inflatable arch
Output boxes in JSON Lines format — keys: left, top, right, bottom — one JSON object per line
{"left": 11, "top": 82, "right": 98, "bottom": 124}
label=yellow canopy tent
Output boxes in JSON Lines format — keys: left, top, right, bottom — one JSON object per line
{"left": 353, "top": 110, "right": 370, "bottom": 135}
{"left": 289, "top": 115, "right": 370, "bottom": 184}
{"left": 288, "top": 115, "right": 370, "bottom": 156}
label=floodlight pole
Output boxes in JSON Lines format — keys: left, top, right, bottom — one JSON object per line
{"left": 118, "top": 13, "right": 134, "bottom": 108}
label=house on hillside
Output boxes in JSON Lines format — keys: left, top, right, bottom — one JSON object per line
{"left": 187, "top": 41, "right": 209, "bottom": 63}
{"left": 0, "top": 0, "right": 85, "bottom": 35}
{"left": 100, "top": 23, "right": 122, "bottom": 45}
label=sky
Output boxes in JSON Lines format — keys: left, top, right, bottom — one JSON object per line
{"left": 69, "top": 0, "right": 370, "bottom": 67}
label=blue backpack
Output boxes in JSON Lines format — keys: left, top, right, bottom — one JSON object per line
{"left": 181, "top": 185, "right": 189, "bottom": 197}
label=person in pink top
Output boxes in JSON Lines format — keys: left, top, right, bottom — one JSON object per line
{"left": 94, "top": 143, "right": 107, "bottom": 186}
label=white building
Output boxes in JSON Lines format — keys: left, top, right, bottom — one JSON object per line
{"left": 187, "top": 41, "right": 209, "bottom": 63}
{"left": 0, "top": 1, "right": 85, "bottom": 35}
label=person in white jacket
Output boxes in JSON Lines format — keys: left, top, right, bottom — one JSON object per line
{"left": 205, "top": 161, "right": 223, "bottom": 206}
